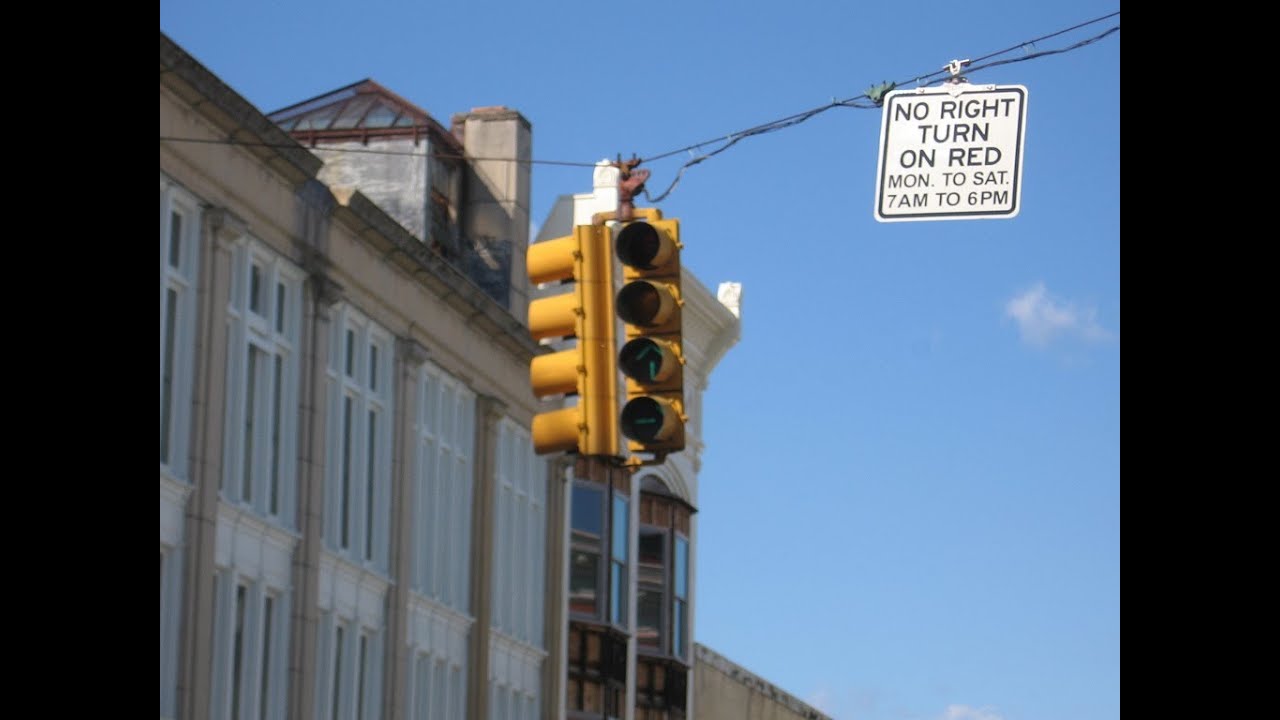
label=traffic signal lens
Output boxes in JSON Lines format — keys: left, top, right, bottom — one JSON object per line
{"left": 621, "top": 397, "right": 665, "bottom": 442}
{"left": 616, "top": 281, "right": 662, "bottom": 326}
{"left": 619, "top": 338, "right": 667, "bottom": 383}
{"left": 616, "top": 222, "right": 661, "bottom": 269}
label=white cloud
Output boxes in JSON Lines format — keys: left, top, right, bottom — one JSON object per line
{"left": 1005, "top": 282, "right": 1110, "bottom": 348}
{"left": 941, "top": 704, "right": 1005, "bottom": 720}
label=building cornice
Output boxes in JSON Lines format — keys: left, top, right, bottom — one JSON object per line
{"left": 160, "top": 32, "right": 323, "bottom": 184}
{"left": 160, "top": 31, "right": 544, "bottom": 366}
{"left": 693, "top": 643, "right": 832, "bottom": 720}
{"left": 327, "top": 187, "right": 543, "bottom": 362}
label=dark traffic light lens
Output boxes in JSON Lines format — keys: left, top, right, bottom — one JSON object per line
{"left": 619, "top": 338, "right": 665, "bottom": 383}
{"left": 621, "top": 397, "right": 664, "bottom": 442}
{"left": 616, "top": 222, "right": 660, "bottom": 269}
{"left": 616, "top": 281, "right": 661, "bottom": 326}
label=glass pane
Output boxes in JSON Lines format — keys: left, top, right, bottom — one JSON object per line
{"left": 415, "top": 656, "right": 430, "bottom": 720}
{"left": 260, "top": 596, "right": 274, "bottom": 720}
{"left": 369, "top": 344, "right": 378, "bottom": 392}
{"left": 250, "top": 264, "right": 263, "bottom": 315}
{"left": 366, "top": 410, "right": 377, "bottom": 561}
{"left": 332, "top": 96, "right": 376, "bottom": 130}
{"left": 357, "top": 634, "right": 368, "bottom": 720}
{"left": 333, "top": 626, "right": 345, "bottom": 719}
{"left": 610, "top": 561, "right": 625, "bottom": 625}
{"left": 639, "top": 528, "right": 665, "bottom": 568}
{"left": 569, "top": 550, "right": 599, "bottom": 616}
{"left": 296, "top": 104, "right": 340, "bottom": 131}
{"left": 432, "top": 661, "right": 445, "bottom": 720}
{"left": 169, "top": 211, "right": 182, "bottom": 268}
{"left": 674, "top": 599, "right": 687, "bottom": 658}
{"left": 161, "top": 288, "right": 178, "bottom": 464}
{"left": 232, "top": 584, "right": 247, "bottom": 720}
{"left": 270, "top": 355, "right": 283, "bottom": 515}
{"left": 611, "top": 495, "right": 628, "bottom": 562}
{"left": 275, "top": 282, "right": 286, "bottom": 333}
{"left": 675, "top": 536, "right": 689, "bottom": 599}
{"left": 345, "top": 329, "right": 355, "bottom": 377}
{"left": 637, "top": 587, "right": 662, "bottom": 651}
{"left": 342, "top": 396, "right": 353, "bottom": 549}
{"left": 244, "top": 348, "right": 261, "bottom": 502}
{"left": 363, "top": 102, "right": 398, "bottom": 129}
{"left": 571, "top": 485, "right": 603, "bottom": 539}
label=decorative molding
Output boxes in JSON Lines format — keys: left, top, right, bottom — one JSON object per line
{"left": 214, "top": 500, "right": 302, "bottom": 590}
{"left": 159, "top": 475, "right": 194, "bottom": 547}
{"left": 316, "top": 550, "right": 394, "bottom": 627}
{"left": 206, "top": 206, "right": 250, "bottom": 245}
{"left": 476, "top": 393, "right": 509, "bottom": 425}
{"left": 307, "top": 269, "right": 344, "bottom": 307}
{"left": 396, "top": 336, "right": 430, "bottom": 366}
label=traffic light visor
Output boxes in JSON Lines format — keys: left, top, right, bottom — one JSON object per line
{"left": 616, "top": 221, "right": 675, "bottom": 270}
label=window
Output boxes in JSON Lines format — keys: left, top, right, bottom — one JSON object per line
{"left": 160, "top": 177, "right": 200, "bottom": 480}
{"left": 569, "top": 484, "right": 604, "bottom": 617}
{"left": 412, "top": 362, "right": 475, "bottom": 611}
{"left": 633, "top": 476, "right": 693, "bottom": 719}
{"left": 569, "top": 480, "right": 630, "bottom": 627}
{"left": 637, "top": 528, "right": 665, "bottom": 652}
{"left": 403, "top": 657, "right": 463, "bottom": 720}
{"left": 223, "top": 239, "right": 302, "bottom": 526}
{"left": 567, "top": 471, "right": 631, "bottom": 719}
{"left": 210, "top": 573, "right": 289, "bottom": 720}
{"left": 325, "top": 306, "right": 394, "bottom": 569}
{"left": 610, "top": 494, "right": 629, "bottom": 627}
{"left": 160, "top": 546, "right": 183, "bottom": 718}
{"left": 674, "top": 536, "right": 689, "bottom": 658}
{"left": 636, "top": 476, "right": 693, "bottom": 660}
{"left": 317, "top": 616, "right": 384, "bottom": 720}
{"left": 491, "top": 419, "right": 545, "bottom": 647}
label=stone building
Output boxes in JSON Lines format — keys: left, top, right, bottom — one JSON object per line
{"left": 160, "top": 30, "right": 774, "bottom": 720}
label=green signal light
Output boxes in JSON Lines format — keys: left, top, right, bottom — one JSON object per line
{"left": 620, "top": 338, "right": 672, "bottom": 384}
{"left": 621, "top": 397, "right": 667, "bottom": 442}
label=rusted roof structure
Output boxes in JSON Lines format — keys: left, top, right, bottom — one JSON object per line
{"left": 267, "top": 79, "right": 463, "bottom": 152}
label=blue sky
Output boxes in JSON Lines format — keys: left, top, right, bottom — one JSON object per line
{"left": 160, "top": 2, "right": 1119, "bottom": 719}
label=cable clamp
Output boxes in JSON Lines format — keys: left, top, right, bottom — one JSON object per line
{"left": 943, "top": 58, "right": 972, "bottom": 84}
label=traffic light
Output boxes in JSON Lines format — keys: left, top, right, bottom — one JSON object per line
{"left": 614, "top": 212, "right": 686, "bottom": 454}
{"left": 526, "top": 224, "right": 619, "bottom": 456}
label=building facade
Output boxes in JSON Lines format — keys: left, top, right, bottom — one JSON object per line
{"left": 692, "top": 645, "right": 832, "bottom": 720}
{"left": 161, "top": 31, "right": 745, "bottom": 720}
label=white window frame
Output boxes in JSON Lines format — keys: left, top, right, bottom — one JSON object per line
{"left": 160, "top": 176, "right": 201, "bottom": 481}
{"left": 159, "top": 543, "right": 183, "bottom": 719}
{"left": 223, "top": 238, "right": 303, "bottom": 527}
{"left": 491, "top": 419, "right": 545, "bottom": 647}
{"left": 316, "top": 613, "right": 385, "bottom": 720}
{"left": 323, "top": 305, "right": 394, "bottom": 570}
{"left": 411, "top": 361, "right": 475, "bottom": 611}
{"left": 210, "top": 571, "right": 290, "bottom": 720}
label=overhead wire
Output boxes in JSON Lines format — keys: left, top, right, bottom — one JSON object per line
{"left": 640, "top": 11, "right": 1119, "bottom": 202}
{"left": 156, "top": 136, "right": 600, "bottom": 167}
{"left": 159, "top": 11, "right": 1119, "bottom": 201}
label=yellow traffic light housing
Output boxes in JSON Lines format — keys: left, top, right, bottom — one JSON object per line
{"left": 527, "top": 225, "right": 619, "bottom": 456}
{"left": 614, "top": 211, "right": 686, "bottom": 454}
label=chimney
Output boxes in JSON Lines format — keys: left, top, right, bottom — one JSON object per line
{"left": 450, "top": 107, "right": 533, "bottom": 318}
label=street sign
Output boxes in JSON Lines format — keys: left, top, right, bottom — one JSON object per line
{"left": 874, "top": 84, "right": 1028, "bottom": 222}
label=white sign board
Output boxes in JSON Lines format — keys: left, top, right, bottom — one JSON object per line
{"left": 874, "top": 84, "right": 1028, "bottom": 222}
